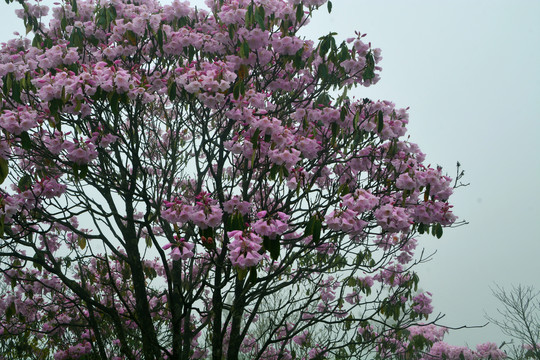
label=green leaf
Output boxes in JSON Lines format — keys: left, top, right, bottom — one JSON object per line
{"left": 32, "top": 33, "right": 43, "bottom": 49}
{"left": 254, "top": 6, "right": 265, "bottom": 30}
{"left": 353, "top": 111, "right": 360, "bottom": 129}
{"left": 71, "top": 0, "right": 78, "bottom": 13}
{"left": 237, "top": 64, "right": 249, "bottom": 80}
{"left": 79, "top": 163, "right": 88, "bottom": 179}
{"left": 0, "top": 215, "right": 4, "bottom": 238}
{"left": 435, "top": 223, "right": 443, "bottom": 239}
{"left": 338, "top": 183, "right": 349, "bottom": 196}
{"left": 424, "top": 183, "right": 431, "bottom": 202}
{"left": 249, "top": 267, "right": 257, "bottom": 283}
{"left": 125, "top": 30, "right": 137, "bottom": 45}
{"left": 314, "top": 92, "right": 331, "bottom": 107}
{"left": 237, "top": 267, "right": 248, "bottom": 280}
{"left": 96, "top": 8, "right": 107, "bottom": 29}
{"left": 20, "top": 131, "right": 32, "bottom": 150}
{"left": 246, "top": 3, "right": 254, "bottom": 27}
{"left": 3, "top": 72, "right": 12, "bottom": 95}
{"left": 239, "top": 40, "right": 250, "bottom": 59}
{"left": 157, "top": 28, "right": 164, "bottom": 51}
{"left": 269, "top": 164, "right": 281, "bottom": 181}
{"left": 331, "top": 122, "right": 339, "bottom": 139}
{"left": 362, "top": 51, "right": 375, "bottom": 81}
{"left": 44, "top": 38, "right": 53, "bottom": 49}
{"left": 293, "top": 47, "right": 304, "bottom": 68}
{"left": 69, "top": 27, "right": 83, "bottom": 48}
{"left": 304, "top": 215, "right": 315, "bottom": 237}
{"left": 168, "top": 80, "right": 177, "bottom": 101}
{"left": 110, "top": 92, "right": 120, "bottom": 116}
{"left": 145, "top": 236, "right": 152, "bottom": 248}
{"left": 5, "top": 302, "right": 15, "bottom": 322}
{"left": 78, "top": 236, "right": 86, "bottom": 250}
{"left": 61, "top": 17, "right": 68, "bottom": 32}
{"left": 377, "top": 111, "right": 384, "bottom": 132}
{"left": 318, "top": 63, "right": 328, "bottom": 80}
{"left": 264, "top": 236, "right": 280, "bottom": 261}
{"left": 250, "top": 128, "right": 261, "bottom": 149}
{"left": 327, "top": 1, "right": 332, "bottom": 13}
{"left": 108, "top": 4, "right": 117, "bottom": 20}
{"left": 72, "top": 162, "right": 80, "bottom": 181}
{"left": 295, "top": 3, "right": 303, "bottom": 23}
{"left": 238, "top": 80, "right": 245, "bottom": 96}
{"left": 0, "top": 157, "right": 8, "bottom": 184}
{"left": 340, "top": 106, "right": 348, "bottom": 122}
{"left": 418, "top": 223, "right": 425, "bottom": 234}
{"left": 18, "top": 174, "right": 32, "bottom": 191}
{"left": 319, "top": 36, "right": 330, "bottom": 57}
{"left": 233, "top": 81, "right": 241, "bottom": 100}
{"left": 312, "top": 216, "right": 322, "bottom": 243}
{"left": 228, "top": 24, "right": 236, "bottom": 40}
{"left": 229, "top": 212, "right": 245, "bottom": 231}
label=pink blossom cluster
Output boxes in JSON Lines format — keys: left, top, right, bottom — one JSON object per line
{"left": 412, "top": 292, "right": 434, "bottom": 316}
{"left": 33, "top": 176, "right": 67, "bottom": 199}
{"left": 174, "top": 61, "right": 237, "bottom": 94}
{"left": 163, "top": 236, "right": 194, "bottom": 261}
{"left": 162, "top": 192, "right": 223, "bottom": 229}
{"left": 397, "top": 166, "right": 453, "bottom": 201}
{"left": 252, "top": 210, "right": 290, "bottom": 239}
{"left": 374, "top": 324, "right": 506, "bottom": 360}
{"left": 53, "top": 342, "right": 92, "bottom": 360}
{"left": 63, "top": 139, "right": 98, "bottom": 165}
{"left": 325, "top": 206, "right": 367, "bottom": 236}
{"left": 227, "top": 230, "right": 263, "bottom": 269}
{"left": 427, "top": 341, "right": 506, "bottom": 360}
{"left": 0, "top": 107, "right": 40, "bottom": 135}
{"left": 223, "top": 195, "right": 251, "bottom": 215}
{"left": 375, "top": 203, "right": 412, "bottom": 232}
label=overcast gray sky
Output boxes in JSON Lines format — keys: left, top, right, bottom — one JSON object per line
{"left": 1, "top": 0, "right": 539, "bottom": 348}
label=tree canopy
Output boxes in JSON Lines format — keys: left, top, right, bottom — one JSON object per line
{"left": 0, "top": 0, "right": 503, "bottom": 359}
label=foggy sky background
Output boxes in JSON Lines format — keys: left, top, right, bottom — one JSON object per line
{"left": 1, "top": 0, "right": 539, "bottom": 348}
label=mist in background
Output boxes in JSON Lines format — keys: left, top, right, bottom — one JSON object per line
{"left": 1, "top": 0, "right": 539, "bottom": 347}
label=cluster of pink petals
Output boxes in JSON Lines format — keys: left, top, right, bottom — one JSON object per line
{"left": 162, "top": 237, "right": 194, "bottom": 261}
{"left": 53, "top": 342, "right": 92, "bottom": 360}
{"left": 162, "top": 193, "right": 223, "bottom": 229}
{"left": 341, "top": 189, "right": 379, "bottom": 212}
{"left": 175, "top": 61, "right": 237, "bottom": 94}
{"left": 412, "top": 292, "right": 434, "bottom": 316}
{"left": 427, "top": 341, "right": 506, "bottom": 360}
{"left": 414, "top": 201, "right": 457, "bottom": 226}
{"left": 375, "top": 203, "right": 412, "bottom": 232}
{"left": 223, "top": 195, "right": 251, "bottom": 215}
{"left": 227, "top": 230, "right": 263, "bottom": 269}
{"left": 0, "top": 107, "right": 40, "bottom": 135}
{"left": 33, "top": 177, "right": 67, "bottom": 199}
{"left": 63, "top": 139, "right": 98, "bottom": 165}
{"left": 397, "top": 167, "right": 453, "bottom": 201}
{"left": 252, "top": 211, "right": 289, "bottom": 239}
{"left": 325, "top": 207, "right": 367, "bottom": 236}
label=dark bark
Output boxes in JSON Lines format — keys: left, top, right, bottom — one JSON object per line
{"left": 227, "top": 278, "right": 246, "bottom": 360}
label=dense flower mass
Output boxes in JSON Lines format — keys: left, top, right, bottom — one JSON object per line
{"left": 0, "top": 0, "right": 484, "bottom": 359}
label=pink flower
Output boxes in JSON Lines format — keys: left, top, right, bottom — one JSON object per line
{"left": 412, "top": 292, "right": 433, "bottom": 316}
{"left": 227, "top": 231, "right": 263, "bottom": 269}
{"left": 164, "top": 238, "right": 194, "bottom": 261}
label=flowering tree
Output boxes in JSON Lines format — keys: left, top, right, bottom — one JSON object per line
{"left": 0, "top": 0, "right": 500, "bottom": 359}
